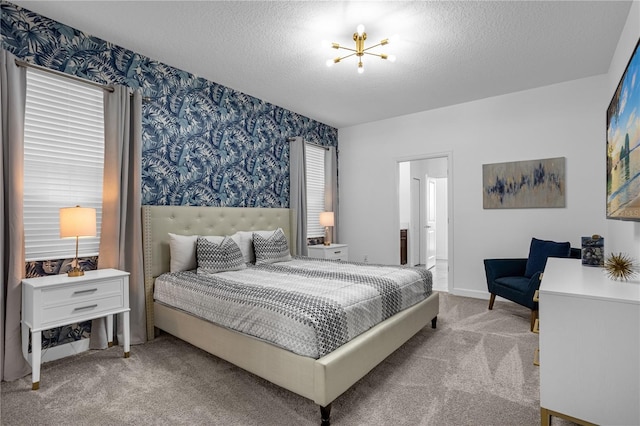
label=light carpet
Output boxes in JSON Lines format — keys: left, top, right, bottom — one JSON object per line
{"left": 1, "top": 293, "right": 570, "bottom": 425}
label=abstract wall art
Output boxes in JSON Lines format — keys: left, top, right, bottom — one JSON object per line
{"left": 483, "top": 157, "right": 566, "bottom": 209}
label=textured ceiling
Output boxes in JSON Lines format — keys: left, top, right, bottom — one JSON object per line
{"left": 10, "top": 1, "right": 634, "bottom": 128}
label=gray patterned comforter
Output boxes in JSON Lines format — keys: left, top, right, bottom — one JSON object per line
{"left": 154, "top": 257, "right": 432, "bottom": 359}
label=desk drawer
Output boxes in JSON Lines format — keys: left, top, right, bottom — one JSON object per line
{"left": 41, "top": 294, "right": 124, "bottom": 327}
{"left": 41, "top": 278, "right": 124, "bottom": 307}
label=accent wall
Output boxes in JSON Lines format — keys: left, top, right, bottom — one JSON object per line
{"left": 1, "top": 2, "right": 337, "bottom": 209}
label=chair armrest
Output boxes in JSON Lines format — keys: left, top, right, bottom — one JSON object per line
{"left": 484, "top": 258, "right": 528, "bottom": 280}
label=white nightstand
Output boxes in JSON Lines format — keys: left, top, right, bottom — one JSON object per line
{"left": 21, "top": 268, "right": 130, "bottom": 390}
{"left": 307, "top": 244, "right": 349, "bottom": 261}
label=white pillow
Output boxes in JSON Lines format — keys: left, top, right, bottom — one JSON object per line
{"left": 196, "top": 236, "right": 247, "bottom": 274}
{"left": 253, "top": 228, "right": 292, "bottom": 265}
{"left": 230, "top": 231, "right": 255, "bottom": 263}
{"left": 168, "top": 233, "right": 198, "bottom": 272}
{"left": 168, "top": 233, "right": 224, "bottom": 272}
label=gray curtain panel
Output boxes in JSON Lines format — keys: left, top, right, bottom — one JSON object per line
{"left": 92, "top": 86, "right": 145, "bottom": 348}
{"left": 289, "top": 137, "right": 308, "bottom": 256}
{"left": 325, "top": 147, "right": 339, "bottom": 244}
{"left": 1, "top": 50, "right": 31, "bottom": 381}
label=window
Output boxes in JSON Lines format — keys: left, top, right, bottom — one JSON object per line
{"left": 306, "top": 144, "right": 325, "bottom": 238}
{"left": 23, "top": 68, "right": 104, "bottom": 261}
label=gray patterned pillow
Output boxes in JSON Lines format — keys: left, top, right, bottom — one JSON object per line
{"left": 196, "top": 236, "right": 246, "bottom": 274}
{"left": 253, "top": 228, "right": 292, "bottom": 265}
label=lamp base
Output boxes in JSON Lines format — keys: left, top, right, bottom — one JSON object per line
{"left": 68, "top": 268, "right": 84, "bottom": 277}
{"left": 323, "top": 226, "right": 331, "bottom": 246}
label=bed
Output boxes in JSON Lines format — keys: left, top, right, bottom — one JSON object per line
{"left": 142, "top": 205, "right": 439, "bottom": 425}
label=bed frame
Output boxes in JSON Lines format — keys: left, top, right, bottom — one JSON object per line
{"left": 142, "top": 205, "right": 439, "bottom": 425}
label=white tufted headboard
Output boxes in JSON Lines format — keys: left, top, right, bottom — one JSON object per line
{"left": 141, "top": 205, "right": 296, "bottom": 340}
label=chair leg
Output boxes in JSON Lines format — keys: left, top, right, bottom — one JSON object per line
{"left": 488, "top": 293, "right": 496, "bottom": 310}
{"left": 530, "top": 309, "right": 538, "bottom": 331}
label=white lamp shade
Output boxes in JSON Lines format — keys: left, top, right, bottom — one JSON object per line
{"left": 60, "top": 206, "right": 97, "bottom": 238}
{"left": 319, "top": 211, "right": 334, "bottom": 227}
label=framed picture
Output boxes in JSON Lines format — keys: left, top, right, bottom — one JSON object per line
{"left": 606, "top": 38, "right": 640, "bottom": 221}
{"left": 581, "top": 235, "right": 604, "bottom": 267}
{"left": 482, "top": 157, "right": 565, "bottom": 209}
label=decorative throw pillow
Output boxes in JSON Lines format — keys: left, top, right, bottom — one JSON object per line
{"left": 196, "top": 236, "right": 246, "bottom": 274}
{"left": 253, "top": 228, "right": 292, "bottom": 265}
{"left": 168, "top": 233, "right": 198, "bottom": 272}
{"left": 524, "top": 237, "right": 571, "bottom": 278}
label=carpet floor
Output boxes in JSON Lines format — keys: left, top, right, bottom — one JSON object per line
{"left": 1, "top": 293, "right": 572, "bottom": 425}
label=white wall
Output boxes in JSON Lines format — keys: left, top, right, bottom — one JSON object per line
{"left": 606, "top": 0, "right": 640, "bottom": 259}
{"left": 339, "top": 74, "right": 608, "bottom": 298}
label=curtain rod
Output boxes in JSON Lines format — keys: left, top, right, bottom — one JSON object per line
{"left": 288, "top": 137, "right": 329, "bottom": 151}
{"left": 15, "top": 59, "right": 115, "bottom": 93}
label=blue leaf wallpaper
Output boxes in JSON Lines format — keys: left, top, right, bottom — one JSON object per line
{"left": 1, "top": 1, "right": 337, "bottom": 208}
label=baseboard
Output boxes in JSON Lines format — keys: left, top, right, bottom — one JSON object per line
{"left": 449, "top": 288, "right": 490, "bottom": 299}
{"left": 449, "top": 288, "right": 513, "bottom": 304}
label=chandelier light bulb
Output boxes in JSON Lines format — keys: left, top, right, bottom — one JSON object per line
{"left": 358, "top": 62, "right": 364, "bottom": 74}
{"left": 326, "top": 59, "right": 334, "bottom": 67}
{"left": 356, "top": 24, "right": 365, "bottom": 36}
{"left": 388, "top": 55, "right": 396, "bottom": 63}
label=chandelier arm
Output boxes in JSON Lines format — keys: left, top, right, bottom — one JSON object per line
{"left": 336, "top": 52, "right": 358, "bottom": 61}
{"left": 336, "top": 46, "right": 357, "bottom": 53}
{"left": 362, "top": 52, "right": 386, "bottom": 58}
{"left": 362, "top": 42, "right": 385, "bottom": 52}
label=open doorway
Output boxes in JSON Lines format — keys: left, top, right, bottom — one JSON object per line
{"left": 398, "top": 154, "right": 451, "bottom": 292}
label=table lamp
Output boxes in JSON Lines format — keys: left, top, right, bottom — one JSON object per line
{"left": 60, "top": 205, "right": 96, "bottom": 277}
{"left": 319, "top": 211, "right": 334, "bottom": 246}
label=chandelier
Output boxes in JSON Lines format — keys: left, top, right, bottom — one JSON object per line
{"left": 326, "top": 24, "right": 396, "bottom": 74}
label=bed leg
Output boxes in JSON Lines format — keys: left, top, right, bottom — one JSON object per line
{"left": 320, "top": 404, "right": 331, "bottom": 426}
{"left": 431, "top": 316, "right": 437, "bottom": 329}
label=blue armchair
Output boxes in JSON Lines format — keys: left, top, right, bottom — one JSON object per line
{"left": 484, "top": 238, "right": 580, "bottom": 330}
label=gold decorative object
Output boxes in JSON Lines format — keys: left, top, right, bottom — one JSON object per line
{"left": 603, "top": 252, "right": 638, "bottom": 281}
{"left": 325, "top": 24, "right": 396, "bottom": 74}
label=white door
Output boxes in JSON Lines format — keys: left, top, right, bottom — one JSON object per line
{"left": 425, "top": 177, "right": 437, "bottom": 269}
{"left": 410, "top": 178, "right": 421, "bottom": 266}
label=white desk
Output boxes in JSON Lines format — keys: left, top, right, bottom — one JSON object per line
{"left": 22, "top": 268, "right": 130, "bottom": 390}
{"left": 539, "top": 258, "right": 640, "bottom": 425}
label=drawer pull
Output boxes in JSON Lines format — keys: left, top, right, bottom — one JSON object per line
{"left": 333, "top": 251, "right": 342, "bottom": 254}
{"left": 73, "top": 304, "right": 98, "bottom": 312}
{"left": 73, "top": 288, "right": 98, "bottom": 295}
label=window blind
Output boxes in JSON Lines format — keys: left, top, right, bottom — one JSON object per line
{"left": 306, "top": 144, "right": 325, "bottom": 238}
{"left": 23, "top": 68, "right": 104, "bottom": 262}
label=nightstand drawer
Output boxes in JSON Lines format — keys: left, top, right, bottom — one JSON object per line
{"left": 307, "top": 244, "right": 349, "bottom": 261}
{"left": 41, "top": 294, "right": 124, "bottom": 327}
{"left": 41, "top": 278, "right": 124, "bottom": 307}
{"left": 325, "top": 247, "right": 348, "bottom": 261}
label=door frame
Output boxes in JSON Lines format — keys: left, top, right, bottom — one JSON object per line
{"left": 395, "top": 151, "right": 453, "bottom": 293}
{"left": 410, "top": 177, "right": 422, "bottom": 266}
